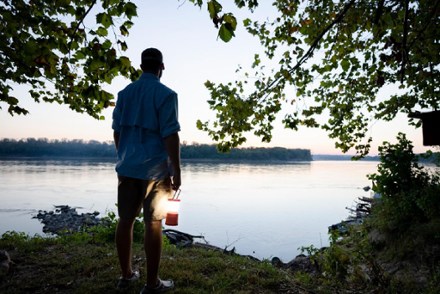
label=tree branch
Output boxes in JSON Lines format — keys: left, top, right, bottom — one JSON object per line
{"left": 408, "top": 0, "right": 440, "bottom": 47}
{"left": 400, "top": 0, "right": 409, "bottom": 83}
{"left": 68, "top": 0, "right": 98, "bottom": 51}
{"left": 260, "top": 0, "right": 356, "bottom": 97}
{"left": 374, "top": 0, "right": 385, "bottom": 25}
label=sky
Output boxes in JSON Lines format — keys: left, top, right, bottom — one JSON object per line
{"left": 0, "top": 1, "right": 434, "bottom": 155}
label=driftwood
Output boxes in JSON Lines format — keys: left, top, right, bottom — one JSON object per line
{"left": 162, "top": 229, "right": 206, "bottom": 248}
{"left": 162, "top": 229, "right": 261, "bottom": 262}
{"left": 329, "top": 195, "right": 376, "bottom": 234}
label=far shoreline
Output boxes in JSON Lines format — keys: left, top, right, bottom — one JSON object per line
{"left": 0, "top": 155, "right": 382, "bottom": 163}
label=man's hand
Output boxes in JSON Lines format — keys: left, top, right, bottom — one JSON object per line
{"left": 113, "top": 131, "right": 120, "bottom": 151}
{"left": 171, "top": 169, "right": 181, "bottom": 191}
{"left": 164, "top": 132, "right": 181, "bottom": 191}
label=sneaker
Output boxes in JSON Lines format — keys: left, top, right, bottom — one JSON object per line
{"left": 140, "top": 279, "right": 174, "bottom": 293}
{"left": 117, "top": 270, "right": 140, "bottom": 290}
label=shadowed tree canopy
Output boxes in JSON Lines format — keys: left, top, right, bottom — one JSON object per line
{"left": 191, "top": 0, "right": 439, "bottom": 156}
{"left": 0, "top": 0, "right": 139, "bottom": 119}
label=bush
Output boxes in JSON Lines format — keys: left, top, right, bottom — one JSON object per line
{"left": 295, "top": 134, "right": 440, "bottom": 293}
{"left": 86, "top": 210, "right": 145, "bottom": 243}
{"left": 368, "top": 133, "right": 440, "bottom": 234}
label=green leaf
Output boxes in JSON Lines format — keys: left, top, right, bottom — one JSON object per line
{"left": 207, "top": 0, "right": 222, "bottom": 19}
{"left": 118, "top": 41, "right": 128, "bottom": 51}
{"left": 102, "top": 40, "right": 112, "bottom": 50}
{"left": 341, "top": 59, "right": 350, "bottom": 72}
{"left": 120, "top": 25, "right": 129, "bottom": 36}
{"left": 119, "top": 56, "right": 131, "bottom": 70}
{"left": 74, "top": 51, "right": 86, "bottom": 59}
{"left": 123, "top": 20, "right": 134, "bottom": 29}
{"left": 96, "top": 13, "right": 113, "bottom": 28}
{"left": 196, "top": 120, "right": 203, "bottom": 129}
{"left": 90, "top": 60, "right": 104, "bottom": 71}
{"left": 124, "top": 2, "right": 137, "bottom": 19}
{"left": 189, "top": 0, "right": 203, "bottom": 7}
{"left": 96, "top": 26, "right": 108, "bottom": 37}
{"left": 223, "top": 13, "right": 237, "bottom": 30}
{"left": 219, "top": 24, "right": 234, "bottom": 42}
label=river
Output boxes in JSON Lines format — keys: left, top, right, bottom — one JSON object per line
{"left": 0, "top": 159, "right": 379, "bottom": 262}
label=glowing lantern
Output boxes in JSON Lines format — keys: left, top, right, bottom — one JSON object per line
{"left": 165, "top": 189, "right": 181, "bottom": 226}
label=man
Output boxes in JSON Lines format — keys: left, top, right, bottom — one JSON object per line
{"left": 112, "top": 48, "right": 181, "bottom": 293}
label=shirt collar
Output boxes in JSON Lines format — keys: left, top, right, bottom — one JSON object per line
{"left": 140, "top": 72, "right": 159, "bottom": 81}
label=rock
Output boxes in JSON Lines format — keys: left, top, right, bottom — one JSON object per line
{"left": 34, "top": 205, "right": 103, "bottom": 235}
{"left": 0, "top": 250, "right": 12, "bottom": 275}
{"left": 368, "top": 229, "right": 387, "bottom": 247}
{"left": 286, "top": 254, "right": 319, "bottom": 274}
{"left": 271, "top": 257, "right": 284, "bottom": 268}
{"left": 272, "top": 254, "right": 319, "bottom": 275}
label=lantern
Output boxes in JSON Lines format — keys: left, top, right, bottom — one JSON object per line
{"left": 165, "top": 189, "right": 181, "bottom": 226}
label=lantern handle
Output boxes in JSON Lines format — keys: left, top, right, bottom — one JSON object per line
{"left": 173, "top": 189, "right": 181, "bottom": 200}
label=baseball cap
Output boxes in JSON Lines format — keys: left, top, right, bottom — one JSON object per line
{"left": 141, "top": 48, "right": 163, "bottom": 65}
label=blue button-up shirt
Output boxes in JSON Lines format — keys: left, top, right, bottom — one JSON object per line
{"left": 112, "top": 73, "right": 180, "bottom": 180}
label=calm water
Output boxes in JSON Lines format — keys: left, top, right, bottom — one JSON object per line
{"left": 0, "top": 159, "right": 379, "bottom": 261}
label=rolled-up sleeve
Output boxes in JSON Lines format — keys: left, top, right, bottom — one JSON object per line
{"left": 158, "top": 93, "right": 180, "bottom": 138}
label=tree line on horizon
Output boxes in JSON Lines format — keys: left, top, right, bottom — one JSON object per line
{"left": 0, "top": 138, "right": 312, "bottom": 161}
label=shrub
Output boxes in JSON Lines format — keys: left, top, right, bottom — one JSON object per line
{"left": 368, "top": 133, "right": 440, "bottom": 234}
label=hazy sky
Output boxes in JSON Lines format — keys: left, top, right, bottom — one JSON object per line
{"left": 0, "top": 1, "right": 433, "bottom": 155}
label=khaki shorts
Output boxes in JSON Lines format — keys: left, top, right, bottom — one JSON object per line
{"left": 117, "top": 176, "right": 172, "bottom": 222}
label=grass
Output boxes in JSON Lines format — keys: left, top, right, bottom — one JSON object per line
{"left": 2, "top": 221, "right": 439, "bottom": 293}
{"left": 0, "top": 231, "right": 304, "bottom": 293}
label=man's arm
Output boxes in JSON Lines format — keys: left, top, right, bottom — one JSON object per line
{"left": 163, "top": 132, "right": 181, "bottom": 190}
{"left": 113, "top": 131, "right": 120, "bottom": 151}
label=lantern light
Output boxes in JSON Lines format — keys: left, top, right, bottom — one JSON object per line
{"left": 165, "top": 189, "right": 181, "bottom": 226}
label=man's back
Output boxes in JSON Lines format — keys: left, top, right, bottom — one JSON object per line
{"left": 112, "top": 72, "right": 180, "bottom": 180}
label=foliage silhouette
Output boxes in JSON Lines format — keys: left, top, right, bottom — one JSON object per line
{"left": 191, "top": 1, "right": 439, "bottom": 156}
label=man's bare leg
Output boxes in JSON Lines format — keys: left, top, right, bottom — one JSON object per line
{"left": 116, "top": 218, "right": 134, "bottom": 278}
{"left": 144, "top": 220, "right": 163, "bottom": 287}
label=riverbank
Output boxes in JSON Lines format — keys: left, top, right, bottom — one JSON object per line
{"left": 0, "top": 231, "right": 304, "bottom": 293}
{"left": 1, "top": 205, "right": 313, "bottom": 293}
{"left": 2, "top": 218, "right": 438, "bottom": 293}
{"left": 2, "top": 203, "right": 439, "bottom": 293}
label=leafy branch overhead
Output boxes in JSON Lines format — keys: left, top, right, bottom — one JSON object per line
{"left": 2, "top": 0, "right": 438, "bottom": 156}
{"left": 193, "top": 0, "right": 440, "bottom": 156}
{"left": 0, "top": 0, "right": 140, "bottom": 119}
